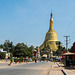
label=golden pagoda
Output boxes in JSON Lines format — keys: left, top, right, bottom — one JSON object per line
{"left": 40, "top": 12, "right": 58, "bottom": 51}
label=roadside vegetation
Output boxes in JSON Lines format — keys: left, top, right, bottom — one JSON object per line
{"left": 0, "top": 40, "right": 34, "bottom": 59}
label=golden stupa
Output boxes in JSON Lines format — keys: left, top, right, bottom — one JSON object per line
{"left": 40, "top": 12, "right": 58, "bottom": 51}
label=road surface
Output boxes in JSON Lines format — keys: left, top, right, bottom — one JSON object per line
{"left": 0, "top": 61, "right": 50, "bottom": 75}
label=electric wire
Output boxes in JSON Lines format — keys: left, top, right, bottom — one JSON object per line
{"left": 69, "top": 25, "right": 75, "bottom": 36}
{"left": 65, "top": 15, "right": 75, "bottom": 35}
{"left": 63, "top": 14, "right": 75, "bottom": 48}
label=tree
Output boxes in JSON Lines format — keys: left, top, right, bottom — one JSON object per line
{"left": 53, "top": 41, "right": 66, "bottom": 56}
{"left": 0, "top": 52, "right": 6, "bottom": 59}
{"left": 68, "top": 42, "right": 75, "bottom": 52}
{"left": 27, "top": 47, "right": 33, "bottom": 57}
{"left": 4, "top": 40, "right": 14, "bottom": 53}
{"left": 35, "top": 46, "right": 39, "bottom": 50}
{"left": 13, "top": 43, "right": 28, "bottom": 57}
{"left": 0, "top": 44, "right": 4, "bottom": 48}
{"left": 30, "top": 45, "right": 34, "bottom": 50}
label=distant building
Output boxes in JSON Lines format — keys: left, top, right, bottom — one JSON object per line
{"left": 0, "top": 49, "right": 7, "bottom": 53}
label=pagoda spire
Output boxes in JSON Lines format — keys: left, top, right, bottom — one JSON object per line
{"left": 48, "top": 12, "right": 55, "bottom": 32}
{"left": 40, "top": 12, "right": 59, "bottom": 51}
{"left": 51, "top": 12, "right": 52, "bottom": 18}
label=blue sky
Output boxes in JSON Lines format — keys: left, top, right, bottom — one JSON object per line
{"left": 0, "top": 0, "right": 75, "bottom": 48}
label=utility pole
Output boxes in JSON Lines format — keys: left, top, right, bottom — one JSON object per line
{"left": 64, "top": 36, "right": 70, "bottom": 51}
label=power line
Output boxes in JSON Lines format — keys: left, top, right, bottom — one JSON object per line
{"left": 64, "top": 36, "right": 70, "bottom": 51}
{"left": 70, "top": 35, "right": 75, "bottom": 45}
{"left": 69, "top": 27, "right": 75, "bottom": 36}
{"left": 65, "top": 15, "right": 75, "bottom": 35}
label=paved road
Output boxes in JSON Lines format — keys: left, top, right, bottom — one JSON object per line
{"left": 0, "top": 63, "right": 9, "bottom": 68}
{"left": 0, "top": 61, "right": 50, "bottom": 75}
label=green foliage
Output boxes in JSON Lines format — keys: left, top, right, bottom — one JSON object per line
{"left": 30, "top": 45, "right": 34, "bottom": 50}
{"left": 53, "top": 41, "right": 66, "bottom": 56}
{"left": 53, "top": 47, "right": 66, "bottom": 56}
{"left": 10, "top": 53, "right": 13, "bottom": 57}
{"left": 10, "top": 58, "right": 13, "bottom": 63}
{"left": 19, "top": 56, "right": 23, "bottom": 62}
{"left": 13, "top": 43, "right": 28, "bottom": 57}
{"left": 0, "top": 52, "right": 6, "bottom": 59}
{"left": 27, "top": 47, "right": 33, "bottom": 57}
{"left": 0, "top": 44, "right": 4, "bottom": 48}
{"left": 0, "top": 40, "right": 34, "bottom": 58}
{"left": 35, "top": 46, "right": 38, "bottom": 50}
{"left": 4, "top": 40, "right": 15, "bottom": 53}
{"left": 32, "top": 57, "right": 36, "bottom": 61}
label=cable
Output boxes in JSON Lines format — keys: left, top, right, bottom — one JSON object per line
{"left": 69, "top": 25, "right": 75, "bottom": 36}
{"left": 65, "top": 15, "right": 75, "bottom": 35}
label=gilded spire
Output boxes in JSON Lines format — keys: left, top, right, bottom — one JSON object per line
{"left": 48, "top": 12, "right": 55, "bottom": 32}
{"left": 40, "top": 12, "right": 59, "bottom": 51}
{"left": 51, "top": 12, "right": 52, "bottom": 18}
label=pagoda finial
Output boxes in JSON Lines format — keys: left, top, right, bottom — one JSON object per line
{"left": 49, "top": 12, "right": 54, "bottom": 32}
{"left": 51, "top": 12, "right": 52, "bottom": 18}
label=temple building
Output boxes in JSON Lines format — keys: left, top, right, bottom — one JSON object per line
{"left": 40, "top": 12, "right": 59, "bottom": 52}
